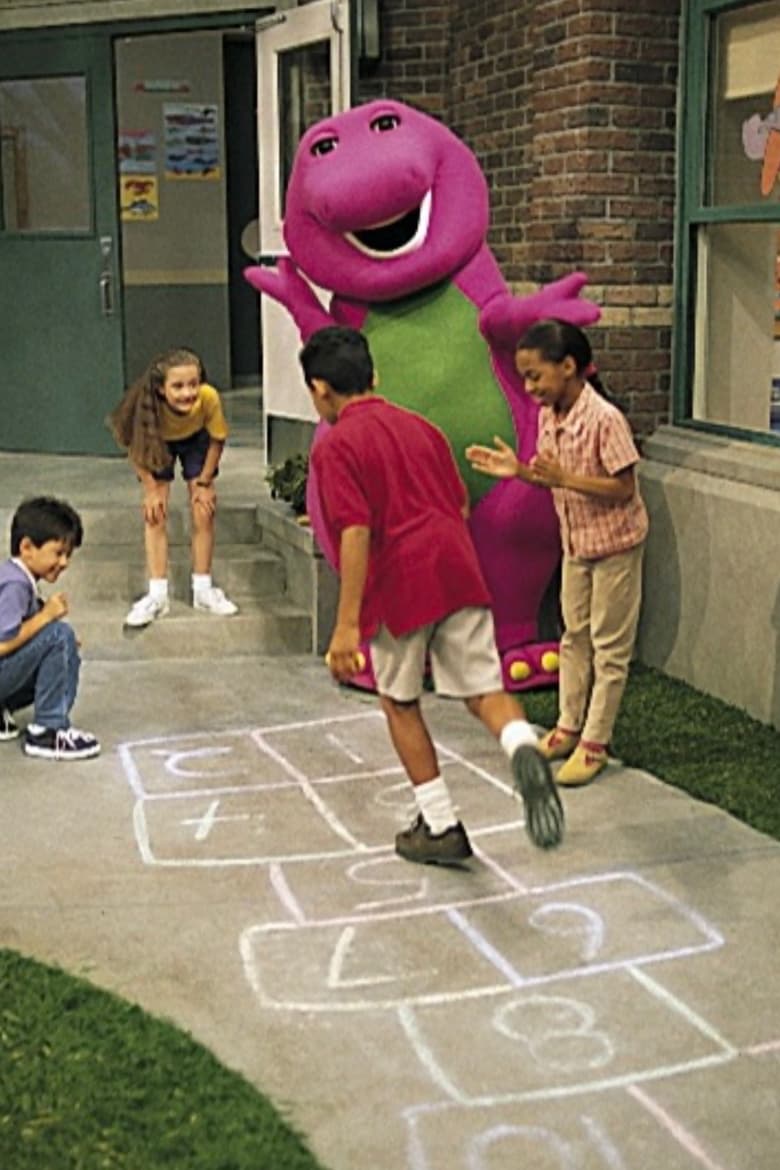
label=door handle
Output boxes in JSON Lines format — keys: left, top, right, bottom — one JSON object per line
{"left": 99, "top": 235, "right": 114, "bottom": 317}
{"left": 99, "top": 271, "right": 114, "bottom": 317}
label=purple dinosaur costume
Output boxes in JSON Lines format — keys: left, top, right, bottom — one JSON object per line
{"left": 246, "top": 100, "right": 600, "bottom": 691}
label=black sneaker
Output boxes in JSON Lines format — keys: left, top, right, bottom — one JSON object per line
{"left": 395, "top": 814, "right": 473, "bottom": 866}
{"left": 0, "top": 708, "right": 19, "bottom": 741}
{"left": 24, "top": 726, "right": 101, "bottom": 760}
{"left": 511, "top": 744, "right": 564, "bottom": 849}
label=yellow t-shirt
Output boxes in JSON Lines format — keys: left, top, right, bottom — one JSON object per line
{"left": 159, "top": 383, "right": 229, "bottom": 442}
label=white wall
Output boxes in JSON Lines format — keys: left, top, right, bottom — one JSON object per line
{"left": 637, "top": 427, "right": 780, "bottom": 729}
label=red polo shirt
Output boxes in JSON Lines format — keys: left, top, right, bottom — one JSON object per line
{"left": 311, "top": 396, "right": 490, "bottom": 639}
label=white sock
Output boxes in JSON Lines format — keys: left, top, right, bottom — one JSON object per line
{"left": 499, "top": 719, "right": 538, "bottom": 758}
{"left": 192, "top": 573, "right": 211, "bottom": 596}
{"left": 148, "top": 577, "right": 168, "bottom": 601}
{"left": 414, "top": 776, "right": 458, "bottom": 835}
{"left": 28, "top": 723, "right": 45, "bottom": 735}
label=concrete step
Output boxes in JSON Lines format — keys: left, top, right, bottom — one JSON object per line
{"left": 63, "top": 544, "right": 286, "bottom": 603}
{"left": 77, "top": 502, "right": 263, "bottom": 547}
{"left": 68, "top": 598, "right": 312, "bottom": 662}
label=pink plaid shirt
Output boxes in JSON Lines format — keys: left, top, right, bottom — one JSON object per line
{"left": 537, "top": 383, "right": 648, "bottom": 559}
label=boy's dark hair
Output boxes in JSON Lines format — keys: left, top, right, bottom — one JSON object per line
{"left": 517, "top": 318, "right": 622, "bottom": 408}
{"left": 10, "top": 496, "right": 83, "bottom": 556}
{"left": 299, "top": 327, "right": 374, "bottom": 396}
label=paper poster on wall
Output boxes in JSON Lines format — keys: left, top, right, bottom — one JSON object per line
{"left": 120, "top": 175, "right": 159, "bottom": 221}
{"left": 163, "top": 103, "right": 220, "bottom": 179}
{"left": 118, "top": 130, "right": 157, "bottom": 175}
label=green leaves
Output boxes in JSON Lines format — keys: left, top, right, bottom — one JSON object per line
{"left": 265, "top": 454, "right": 309, "bottom": 516}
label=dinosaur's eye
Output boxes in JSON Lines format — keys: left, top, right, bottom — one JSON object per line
{"left": 310, "top": 135, "right": 338, "bottom": 156}
{"left": 370, "top": 114, "right": 400, "bottom": 133}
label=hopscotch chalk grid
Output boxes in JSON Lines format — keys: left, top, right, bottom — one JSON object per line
{"left": 117, "top": 712, "right": 780, "bottom": 1170}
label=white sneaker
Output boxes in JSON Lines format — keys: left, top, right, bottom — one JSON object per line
{"left": 124, "top": 593, "right": 170, "bottom": 628}
{"left": 0, "top": 707, "right": 20, "bottom": 741}
{"left": 192, "top": 586, "right": 238, "bottom": 616}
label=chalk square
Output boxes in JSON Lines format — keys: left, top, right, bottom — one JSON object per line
{"left": 267, "top": 852, "right": 518, "bottom": 922}
{"left": 256, "top": 711, "right": 397, "bottom": 780}
{"left": 457, "top": 872, "right": 722, "bottom": 983}
{"left": 135, "top": 787, "right": 368, "bottom": 865}
{"left": 241, "top": 908, "right": 525, "bottom": 1011}
{"left": 402, "top": 969, "right": 731, "bottom": 1101}
{"left": 301, "top": 767, "right": 517, "bottom": 850}
{"left": 119, "top": 729, "right": 293, "bottom": 796}
{"left": 305, "top": 770, "right": 419, "bottom": 846}
{"left": 404, "top": 1092, "right": 722, "bottom": 1170}
{"left": 432, "top": 757, "right": 519, "bottom": 829}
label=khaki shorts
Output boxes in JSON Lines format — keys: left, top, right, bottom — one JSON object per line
{"left": 371, "top": 606, "right": 503, "bottom": 701}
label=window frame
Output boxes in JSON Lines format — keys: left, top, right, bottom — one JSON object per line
{"left": 674, "top": 0, "right": 780, "bottom": 447}
{"left": 0, "top": 71, "right": 93, "bottom": 237}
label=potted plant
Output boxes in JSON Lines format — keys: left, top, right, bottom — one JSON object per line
{"left": 264, "top": 453, "right": 309, "bottom": 519}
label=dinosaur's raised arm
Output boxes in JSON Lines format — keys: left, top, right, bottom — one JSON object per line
{"left": 479, "top": 272, "right": 601, "bottom": 350}
{"left": 244, "top": 257, "right": 335, "bottom": 340}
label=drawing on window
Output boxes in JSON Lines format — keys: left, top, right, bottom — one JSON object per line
{"left": 741, "top": 73, "right": 780, "bottom": 196}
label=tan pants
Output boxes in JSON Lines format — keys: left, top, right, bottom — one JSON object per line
{"left": 558, "top": 542, "right": 644, "bottom": 746}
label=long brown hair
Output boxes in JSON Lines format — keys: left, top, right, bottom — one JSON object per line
{"left": 106, "top": 347, "right": 204, "bottom": 472}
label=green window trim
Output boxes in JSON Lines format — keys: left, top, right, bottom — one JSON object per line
{"left": 674, "top": 0, "right": 780, "bottom": 445}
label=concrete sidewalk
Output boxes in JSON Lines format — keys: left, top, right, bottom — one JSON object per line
{"left": 1, "top": 649, "right": 779, "bottom": 1170}
{"left": 0, "top": 428, "right": 779, "bottom": 1169}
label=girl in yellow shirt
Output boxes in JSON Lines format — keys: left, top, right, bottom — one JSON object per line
{"left": 108, "top": 347, "right": 238, "bottom": 627}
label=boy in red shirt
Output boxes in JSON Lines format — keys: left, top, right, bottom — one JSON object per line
{"left": 301, "top": 326, "right": 563, "bottom": 866}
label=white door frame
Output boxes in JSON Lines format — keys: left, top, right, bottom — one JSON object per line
{"left": 256, "top": 0, "right": 351, "bottom": 459}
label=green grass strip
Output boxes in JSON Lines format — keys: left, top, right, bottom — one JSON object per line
{"left": 521, "top": 662, "right": 780, "bottom": 840}
{"left": 0, "top": 948, "right": 330, "bottom": 1170}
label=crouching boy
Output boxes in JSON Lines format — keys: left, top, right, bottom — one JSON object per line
{"left": 0, "top": 496, "right": 100, "bottom": 760}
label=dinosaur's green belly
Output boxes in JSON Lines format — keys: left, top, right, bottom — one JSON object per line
{"left": 363, "top": 281, "right": 515, "bottom": 505}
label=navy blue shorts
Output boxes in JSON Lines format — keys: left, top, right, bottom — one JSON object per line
{"left": 153, "top": 428, "right": 218, "bottom": 482}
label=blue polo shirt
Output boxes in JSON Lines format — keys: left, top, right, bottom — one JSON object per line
{"left": 0, "top": 558, "right": 40, "bottom": 641}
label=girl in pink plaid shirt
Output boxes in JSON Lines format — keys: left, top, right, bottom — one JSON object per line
{"left": 467, "top": 319, "right": 648, "bottom": 786}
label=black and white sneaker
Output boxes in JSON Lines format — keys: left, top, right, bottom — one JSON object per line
{"left": 0, "top": 708, "right": 20, "bottom": 741}
{"left": 24, "top": 726, "right": 101, "bottom": 760}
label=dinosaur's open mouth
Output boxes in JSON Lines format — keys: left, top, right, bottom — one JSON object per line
{"left": 345, "top": 191, "right": 431, "bottom": 259}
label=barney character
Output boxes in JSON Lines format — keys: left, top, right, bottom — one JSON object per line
{"left": 245, "top": 99, "right": 600, "bottom": 691}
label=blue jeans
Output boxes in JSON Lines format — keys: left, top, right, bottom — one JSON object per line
{"left": 0, "top": 620, "right": 80, "bottom": 729}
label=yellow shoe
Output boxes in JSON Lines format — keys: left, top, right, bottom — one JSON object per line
{"left": 536, "top": 727, "right": 579, "bottom": 761}
{"left": 556, "top": 744, "right": 608, "bottom": 786}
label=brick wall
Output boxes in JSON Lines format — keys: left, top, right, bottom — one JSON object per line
{"left": 519, "top": 0, "right": 680, "bottom": 430}
{"left": 358, "top": 0, "right": 681, "bottom": 435}
{"left": 357, "top": 0, "right": 450, "bottom": 115}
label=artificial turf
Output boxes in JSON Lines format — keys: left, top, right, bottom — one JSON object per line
{"left": 521, "top": 661, "right": 780, "bottom": 841}
{"left": 1, "top": 662, "right": 778, "bottom": 1168}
